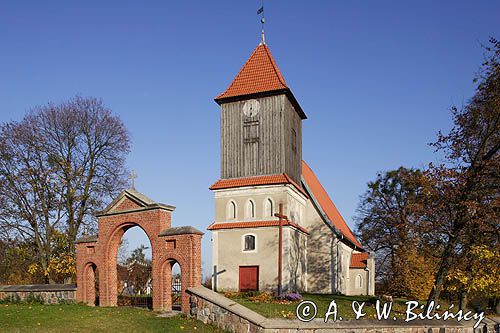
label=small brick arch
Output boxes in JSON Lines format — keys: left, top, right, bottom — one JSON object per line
{"left": 82, "top": 262, "right": 98, "bottom": 306}
{"left": 75, "top": 189, "right": 203, "bottom": 313}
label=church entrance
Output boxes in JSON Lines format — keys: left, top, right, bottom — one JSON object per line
{"left": 75, "top": 189, "right": 203, "bottom": 313}
{"left": 239, "top": 266, "right": 259, "bottom": 292}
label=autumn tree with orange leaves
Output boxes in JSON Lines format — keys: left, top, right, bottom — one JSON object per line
{"left": 356, "top": 38, "right": 499, "bottom": 310}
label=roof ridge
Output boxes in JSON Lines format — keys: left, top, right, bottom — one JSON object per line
{"left": 215, "top": 43, "right": 289, "bottom": 101}
{"left": 301, "top": 160, "right": 363, "bottom": 249}
{"left": 208, "top": 220, "right": 309, "bottom": 234}
{"left": 210, "top": 173, "right": 308, "bottom": 198}
{"left": 262, "top": 44, "right": 287, "bottom": 88}
{"left": 215, "top": 45, "right": 261, "bottom": 100}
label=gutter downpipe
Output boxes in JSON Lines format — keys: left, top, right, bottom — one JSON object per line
{"left": 365, "top": 266, "right": 371, "bottom": 296}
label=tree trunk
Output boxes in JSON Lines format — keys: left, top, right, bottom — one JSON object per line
{"left": 459, "top": 290, "right": 468, "bottom": 311}
{"left": 426, "top": 237, "right": 456, "bottom": 309}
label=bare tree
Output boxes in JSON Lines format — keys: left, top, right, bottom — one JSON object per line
{"left": 0, "top": 96, "right": 130, "bottom": 282}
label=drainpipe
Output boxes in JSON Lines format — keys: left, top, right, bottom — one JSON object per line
{"left": 335, "top": 237, "right": 340, "bottom": 293}
{"left": 365, "top": 266, "right": 371, "bottom": 296}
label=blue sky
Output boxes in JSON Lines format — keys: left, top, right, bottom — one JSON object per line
{"left": 1, "top": 1, "right": 498, "bottom": 276}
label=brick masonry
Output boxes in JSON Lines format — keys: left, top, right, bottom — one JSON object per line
{"left": 75, "top": 190, "right": 203, "bottom": 313}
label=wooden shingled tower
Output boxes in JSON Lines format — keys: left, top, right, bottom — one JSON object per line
{"left": 214, "top": 43, "right": 306, "bottom": 185}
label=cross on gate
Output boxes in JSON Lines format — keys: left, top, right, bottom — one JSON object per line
{"left": 129, "top": 170, "right": 138, "bottom": 189}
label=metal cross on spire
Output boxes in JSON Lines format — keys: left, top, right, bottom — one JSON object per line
{"left": 129, "top": 170, "right": 138, "bottom": 189}
{"left": 257, "top": 1, "right": 265, "bottom": 44}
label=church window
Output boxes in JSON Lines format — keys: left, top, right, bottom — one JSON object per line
{"left": 227, "top": 200, "right": 237, "bottom": 220}
{"left": 291, "top": 128, "right": 297, "bottom": 153}
{"left": 265, "top": 198, "right": 273, "bottom": 217}
{"left": 243, "top": 235, "right": 256, "bottom": 251}
{"left": 246, "top": 200, "right": 255, "bottom": 218}
{"left": 356, "top": 274, "right": 363, "bottom": 288}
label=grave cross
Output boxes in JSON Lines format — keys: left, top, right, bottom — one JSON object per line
{"left": 211, "top": 265, "right": 226, "bottom": 292}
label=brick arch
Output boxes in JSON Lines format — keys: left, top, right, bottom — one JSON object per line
{"left": 81, "top": 262, "right": 98, "bottom": 306}
{"left": 160, "top": 249, "right": 201, "bottom": 311}
{"left": 101, "top": 221, "right": 157, "bottom": 309}
{"left": 75, "top": 189, "right": 203, "bottom": 313}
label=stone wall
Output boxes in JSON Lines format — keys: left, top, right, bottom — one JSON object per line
{"left": 188, "top": 285, "right": 267, "bottom": 332}
{"left": 0, "top": 284, "right": 76, "bottom": 304}
{"left": 187, "top": 286, "right": 498, "bottom": 333}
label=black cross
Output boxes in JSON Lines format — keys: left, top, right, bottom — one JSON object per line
{"left": 212, "top": 265, "right": 226, "bottom": 292}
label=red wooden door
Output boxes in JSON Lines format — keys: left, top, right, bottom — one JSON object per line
{"left": 239, "top": 266, "right": 259, "bottom": 292}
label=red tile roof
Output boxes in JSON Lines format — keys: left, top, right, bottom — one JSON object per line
{"left": 350, "top": 253, "right": 369, "bottom": 268}
{"left": 301, "top": 161, "right": 364, "bottom": 249}
{"left": 207, "top": 220, "right": 309, "bottom": 234}
{"left": 214, "top": 43, "right": 307, "bottom": 119}
{"left": 210, "top": 174, "right": 308, "bottom": 198}
{"left": 215, "top": 44, "right": 288, "bottom": 101}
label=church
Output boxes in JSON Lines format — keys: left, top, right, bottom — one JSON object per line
{"left": 208, "top": 38, "right": 375, "bottom": 296}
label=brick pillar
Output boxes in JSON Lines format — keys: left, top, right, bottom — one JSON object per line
{"left": 162, "top": 261, "right": 172, "bottom": 311}
{"left": 84, "top": 265, "right": 96, "bottom": 306}
{"left": 100, "top": 227, "right": 125, "bottom": 307}
{"left": 181, "top": 234, "right": 203, "bottom": 314}
{"left": 151, "top": 255, "right": 161, "bottom": 310}
{"left": 191, "top": 235, "right": 203, "bottom": 287}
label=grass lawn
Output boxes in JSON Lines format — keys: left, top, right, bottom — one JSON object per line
{"left": 230, "top": 293, "right": 411, "bottom": 320}
{"left": 0, "top": 303, "right": 223, "bottom": 333}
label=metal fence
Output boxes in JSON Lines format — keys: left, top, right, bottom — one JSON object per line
{"left": 117, "top": 295, "right": 152, "bottom": 309}
{"left": 172, "top": 279, "right": 182, "bottom": 310}
{"left": 116, "top": 278, "right": 181, "bottom": 310}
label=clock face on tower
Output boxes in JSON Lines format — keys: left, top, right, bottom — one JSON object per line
{"left": 243, "top": 99, "right": 260, "bottom": 117}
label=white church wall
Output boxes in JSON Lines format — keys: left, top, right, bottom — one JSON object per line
{"left": 303, "top": 199, "right": 336, "bottom": 294}
{"left": 285, "top": 228, "right": 307, "bottom": 292}
{"left": 212, "top": 231, "right": 219, "bottom": 288}
{"left": 303, "top": 198, "right": 373, "bottom": 295}
{"left": 211, "top": 184, "right": 309, "bottom": 293}
{"left": 213, "top": 185, "right": 306, "bottom": 223}
{"left": 347, "top": 268, "right": 369, "bottom": 295}
{"left": 338, "top": 241, "right": 354, "bottom": 295}
{"left": 212, "top": 227, "right": 279, "bottom": 291}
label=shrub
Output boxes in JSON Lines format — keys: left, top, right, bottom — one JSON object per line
{"left": 248, "top": 292, "right": 273, "bottom": 303}
{"left": 223, "top": 291, "right": 241, "bottom": 299}
{"left": 284, "top": 293, "right": 302, "bottom": 301}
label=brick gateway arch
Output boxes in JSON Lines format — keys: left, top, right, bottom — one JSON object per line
{"left": 75, "top": 189, "right": 203, "bottom": 313}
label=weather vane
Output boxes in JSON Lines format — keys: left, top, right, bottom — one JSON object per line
{"left": 129, "top": 170, "right": 137, "bottom": 189}
{"left": 257, "top": 1, "right": 265, "bottom": 44}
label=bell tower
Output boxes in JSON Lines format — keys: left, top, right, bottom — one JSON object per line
{"left": 214, "top": 43, "right": 307, "bottom": 185}
{"left": 209, "top": 41, "right": 310, "bottom": 293}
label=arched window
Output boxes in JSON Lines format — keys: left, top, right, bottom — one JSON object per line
{"left": 243, "top": 235, "right": 256, "bottom": 251}
{"left": 355, "top": 274, "right": 363, "bottom": 288}
{"left": 246, "top": 200, "right": 255, "bottom": 218}
{"left": 227, "top": 200, "right": 236, "bottom": 220}
{"left": 265, "top": 198, "right": 273, "bottom": 217}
